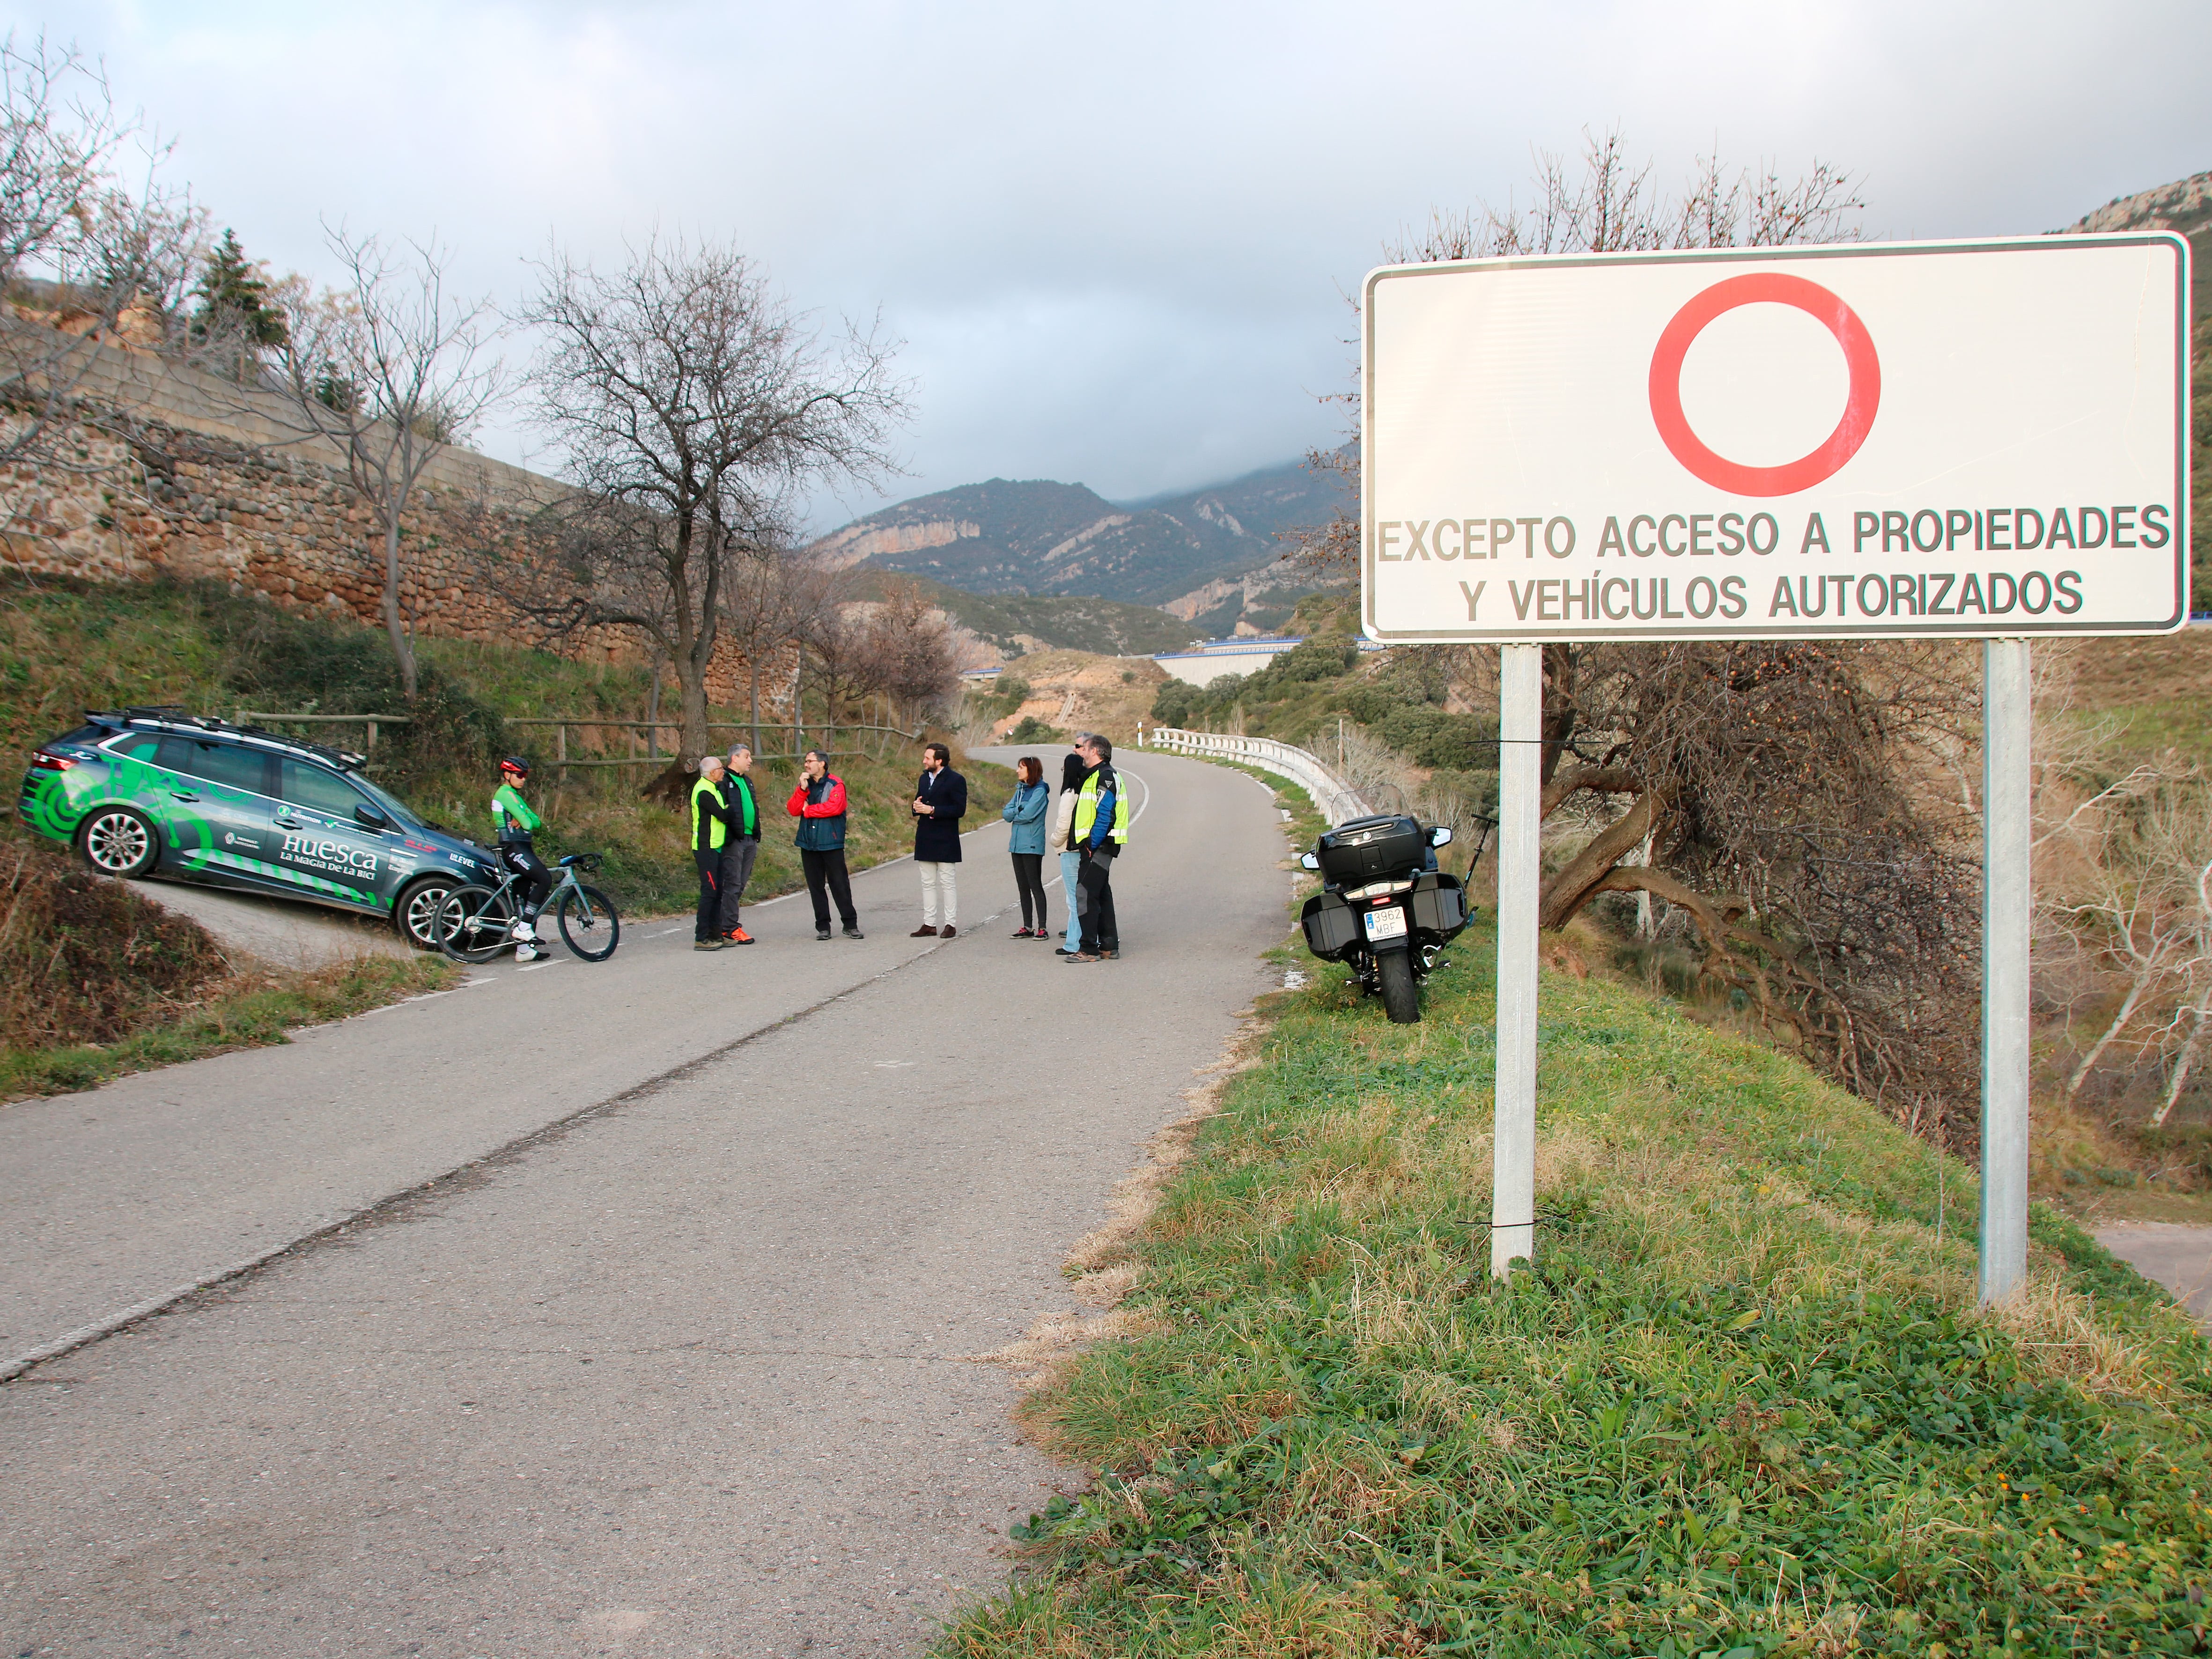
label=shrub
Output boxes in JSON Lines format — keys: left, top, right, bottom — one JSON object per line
{"left": 0, "top": 836, "right": 230, "bottom": 1048}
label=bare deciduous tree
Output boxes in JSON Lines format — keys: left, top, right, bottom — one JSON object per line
{"left": 263, "top": 227, "right": 504, "bottom": 700}
{"left": 841, "top": 575, "right": 957, "bottom": 729}
{"left": 509, "top": 236, "right": 906, "bottom": 780}
{"left": 720, "top": 541, "right": 838, "bottom": 752}
{"left": 0, "top": 33, "right": 142, "bottom": 501}
{"left": 2030, "top": 686, "right": 2212, "bottom": 1124}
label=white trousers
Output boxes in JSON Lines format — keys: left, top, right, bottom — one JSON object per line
{"left": 919, "top": 860, "right": 958, "bottom": 926}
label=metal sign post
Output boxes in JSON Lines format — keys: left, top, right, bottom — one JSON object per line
{"left": 1358, "top": 234, "right": 2190, "bottom": 1293}
{"left": 1981, "top": 638, "right": 2034, "bottom": 1300}
{"left": 1492, "top": 643, "right": 1541, "bottom": 1276}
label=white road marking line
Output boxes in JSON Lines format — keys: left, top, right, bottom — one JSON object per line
{"left": 650, "top": 926, "right": 688, "bottom": 937}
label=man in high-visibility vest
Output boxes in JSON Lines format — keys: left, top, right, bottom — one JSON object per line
{"left": 1065, "top": 733, "right": 1129, "bottom": 963}
{"left": 690, "top": 755, "right": 733, "bottom": 952}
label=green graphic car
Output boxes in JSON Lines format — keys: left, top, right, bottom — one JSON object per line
{"left": 17, "top": 708, "right": 504, "bottom": 950}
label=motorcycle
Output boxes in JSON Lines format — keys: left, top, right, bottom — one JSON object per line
{"left": 1297, "top": 813, "right": 1474, "bottom": 1024}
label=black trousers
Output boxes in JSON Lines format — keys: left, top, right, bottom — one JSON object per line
{"left": 694, "top": 848, "right": 721, "bottom": 942}
{"left": 501, "top": 843, "right": 553, "bottom": 917}
{"left": 801, "top": 847, "right": 856, "bottom": 931}
{"left": 1077, "top": 847, "right": 1118, "bottom": 951}
{"left": 1010, "top": 852, "right": 1047, "bottom": 929}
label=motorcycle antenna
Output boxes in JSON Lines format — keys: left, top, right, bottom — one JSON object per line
{"left": 1464, "top": 814, "right": 1498, "bottom": 882}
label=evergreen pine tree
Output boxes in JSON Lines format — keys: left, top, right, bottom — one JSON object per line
{"left": 191, "top": 229, "right": 288, "bottom": 355}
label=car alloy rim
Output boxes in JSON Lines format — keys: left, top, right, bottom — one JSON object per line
{"left": 404, "top": 882, "right": 452, "bottom": 944}
{"left": 86, "top": 812, "right": 149, "bottom": 871}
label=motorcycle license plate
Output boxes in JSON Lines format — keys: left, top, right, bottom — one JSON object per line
{"left": 1363, "top": 905, "right": 1408, "bottom": 942}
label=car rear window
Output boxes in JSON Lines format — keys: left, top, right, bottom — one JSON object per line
{"left": 104, "top": 732, "right": 164, "bottom": 762}
{"left": 156, "top": 737, "right": 271, "bottom": 795}
{"left": 278, "top": 757, "right": 370, "bottom": 819}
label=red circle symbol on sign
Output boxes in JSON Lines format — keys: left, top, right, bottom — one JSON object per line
{"left": 1647, "top": 273, "right": 1880, "bottom": 496}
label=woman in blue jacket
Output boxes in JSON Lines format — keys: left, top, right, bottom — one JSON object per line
{"left": 1002, "top": 755, "right": 1052, "bottom": 937}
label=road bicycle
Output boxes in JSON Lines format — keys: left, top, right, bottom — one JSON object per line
{"left": 437, "top": 852, "right": 621, "bottom": 964}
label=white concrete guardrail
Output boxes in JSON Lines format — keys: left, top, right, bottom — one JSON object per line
{"left": 1143, "top": 727, "right": 1373, "bottom": 826}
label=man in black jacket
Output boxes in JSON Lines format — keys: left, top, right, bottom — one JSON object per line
{"left": 717, "top": 743, "right": 762, "bottom": 944}
{"left": 910, "top": 741, "right": 966, "bottom": 938}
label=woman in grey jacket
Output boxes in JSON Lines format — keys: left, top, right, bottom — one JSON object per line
{"left": 1002, "top": 755, "right": 1052, "bottom": 936}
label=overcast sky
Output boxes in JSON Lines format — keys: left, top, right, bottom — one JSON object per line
{"left": 14, "top": 1, "right": 2210, "bottom": 531}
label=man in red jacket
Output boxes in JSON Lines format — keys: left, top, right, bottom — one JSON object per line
{"left": 786, "top": 749, "right": 863, "bottom": 941}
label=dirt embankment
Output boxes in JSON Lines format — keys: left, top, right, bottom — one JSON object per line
{"left": 987, "top": 651, "right": 1168, "bottom": 745}
{"left": 0, "top": 838, "right": 231, "bottom": 1049}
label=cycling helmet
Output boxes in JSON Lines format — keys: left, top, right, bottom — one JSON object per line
{"left": 500, "top": 755, "right": 531, "bottom": 776}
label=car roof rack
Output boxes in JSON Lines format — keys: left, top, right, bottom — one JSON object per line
{"left": 85, "top": 708, "right": 369, "bottom": 773}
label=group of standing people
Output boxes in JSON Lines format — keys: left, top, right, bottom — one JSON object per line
{"left": 997, "top": 732, "right": 1127, "bottom": 963}
{"left": 683, "top": 732, "right": 1128, "bottom": 957}
{"left": 689, "top": 743, "right": 866, "bottom": 949}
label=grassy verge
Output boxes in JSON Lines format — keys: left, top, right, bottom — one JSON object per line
{"left": 1, "top": 951, "right": 457, "bottom": 1101}
{"left": 943, "top": 922, "right": 2212, "bottom": 1656}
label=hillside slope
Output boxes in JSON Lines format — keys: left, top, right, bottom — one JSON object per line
{"left": 811, "top": 454, "right": 1348, "bottom": 608}
{"left": 846, "top": 569, "right": 1202, "bottom": 658}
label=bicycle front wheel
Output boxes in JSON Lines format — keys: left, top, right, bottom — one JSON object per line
{"left": 556, "top": 884, "right": 621, "bottom": 961}
{"left": 439, "top": 885, "right": 517, "bottom": 964}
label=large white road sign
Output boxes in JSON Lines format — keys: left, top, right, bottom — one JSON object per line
{"left": 1363, "top": 236, "right": 2190, "bottom": 642}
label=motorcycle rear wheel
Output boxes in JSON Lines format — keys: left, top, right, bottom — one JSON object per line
{"left": 1378, "top": 950, "right": 1421, "bottom": 1024}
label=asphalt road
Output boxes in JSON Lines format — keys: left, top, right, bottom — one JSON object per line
{"left": 2097, "top": 1223, "right": 2212, "bottom": 1323}
{"left": 0, "top": 750, "right": 1296, "bottom": 1657}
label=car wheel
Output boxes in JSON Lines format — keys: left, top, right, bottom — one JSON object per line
{"left": 396, "top": 874, "right": 465, "bottom": 951}
{"left": 79, "top": 806, "right": 160, "bottom": 877}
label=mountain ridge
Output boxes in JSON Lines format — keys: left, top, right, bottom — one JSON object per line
{"left": 808, "top": 453, "right": 1348, "bottom": 610}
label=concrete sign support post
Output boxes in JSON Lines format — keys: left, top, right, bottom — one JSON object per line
{"left": 1981, "top": 638, "right": 2033, "bottom": 1302}
{"left": 1492, "top": 643, "right": 1542, "bottom": 1277}
{"left": 1360, "top": 233, "right": 2188, "bottom": 1296}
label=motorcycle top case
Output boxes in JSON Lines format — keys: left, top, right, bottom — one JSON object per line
{"left": 1314, "top": 814, "right": 1427, "bottom": 886}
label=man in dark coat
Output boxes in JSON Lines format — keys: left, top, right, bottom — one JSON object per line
{"left": 716, "top": 742, "right": 762, "bottom": 944}
{"left": 910, "top": 741, "right": 966, "bottom": 938}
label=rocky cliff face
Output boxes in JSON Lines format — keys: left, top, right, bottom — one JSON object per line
{"left": 811, "top": 516, "right": 981, "bottom": 567}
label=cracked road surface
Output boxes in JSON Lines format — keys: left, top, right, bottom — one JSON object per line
{"left": 1, "top": 751, "right": 1294, "bottom": 1656}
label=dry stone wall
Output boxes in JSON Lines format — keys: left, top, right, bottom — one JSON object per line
{"left": 0, "top": 328, "right": 782, "bottom": 709}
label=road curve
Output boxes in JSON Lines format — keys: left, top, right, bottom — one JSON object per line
{"left": 0, "top": 750, "right": 1293, "bottom": 1657}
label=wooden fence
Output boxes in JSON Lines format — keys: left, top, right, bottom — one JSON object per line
{"left": 236, "top": 711, "right": 927, "bottom": 779}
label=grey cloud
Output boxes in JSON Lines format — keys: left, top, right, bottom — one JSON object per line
{"left": 20, "top": 0, "right": 2212, "bottom": 531}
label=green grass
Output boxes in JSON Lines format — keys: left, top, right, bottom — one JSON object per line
{"left": 1, "top": 574, "right": 1015, "bottom": 918}
{"left": 0, "top": 951, "right": 458, "bottom": 1100}
{"left": 941, "top": 924, "right": 2212, "bottom": 1657}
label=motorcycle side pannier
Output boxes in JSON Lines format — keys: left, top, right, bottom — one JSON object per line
{"left": 1315, "top": 814, "right": 1426, "bottom": 886}
{"left": 1411, "top": 875, "right": 1468, "bottom": 935}
{"left": 1300, "top": 891, "right": 1359, "bottom": 958}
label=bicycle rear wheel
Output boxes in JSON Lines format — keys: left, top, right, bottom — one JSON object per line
{"left": 439, "top": 885, "right": 517, "bottom": 964}
{"left": 556, "top": 884, "right": 621, "bottom": 961}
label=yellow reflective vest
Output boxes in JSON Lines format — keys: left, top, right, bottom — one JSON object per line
{"left": 1074, "top": 767, "right": 1130, "bottom": 848}
{"left": 690, "top": 774, "right": 728, "bottom": 852}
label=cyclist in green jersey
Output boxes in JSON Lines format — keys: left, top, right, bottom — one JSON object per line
{"left": 492, "top": 756, "right": 553, "bottom": 961}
